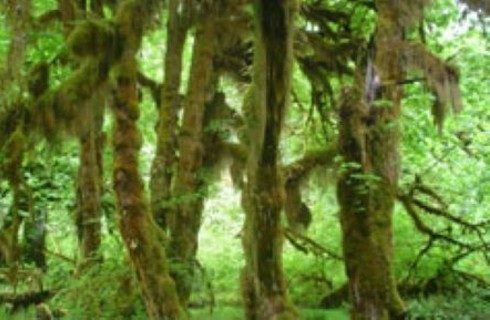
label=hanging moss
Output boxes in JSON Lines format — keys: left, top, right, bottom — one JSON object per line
{"left": 0, "top": 103, "right": 25, "bottom": 150}
{"left": 3, "top": 0, "right": 31, "bottom": 84}
{"left": 392, "top": 0, "right": 432, "bottom": 27}
{"left": 115, "top": 0, "right": 159, "bottom": 53}
{"left": 28, "top": 62, "right": 50, "bottom": 98}
{"left": 2, "top": 128, "right": 26, "bottom": 185}
{"left": 403, "top": 42, "right": 462, "bottom": 129}
{"left": 67, "top": 19, "right": 117, "bottom": 59}
{"left": 27, "top": 59, "right": 106, "bottom": 139}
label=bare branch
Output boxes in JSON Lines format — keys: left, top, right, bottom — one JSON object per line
{"left": 284, "top": 227, "right": 343, "bottom": 261}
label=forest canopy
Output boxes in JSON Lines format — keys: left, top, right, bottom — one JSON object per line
{"left": 0, "top": 0, "right": 488, "bottom": 319}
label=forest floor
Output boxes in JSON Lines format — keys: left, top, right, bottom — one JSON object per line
{"left": 2, "top": 306, "right": 348, "bottom": 319}
{"left": 191, "top": 306, "right": 348, "bottom": 320}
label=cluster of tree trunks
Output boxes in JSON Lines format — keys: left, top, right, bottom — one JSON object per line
{"left": 1, "top": 1, "right": 487, "bottom": 320}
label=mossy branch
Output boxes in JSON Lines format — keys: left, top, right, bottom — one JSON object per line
{"left": 284, "top": 144, "right": 338, "bottom": 183}
{"left": 284, "top": 227, "right": 343, "bottom": 261}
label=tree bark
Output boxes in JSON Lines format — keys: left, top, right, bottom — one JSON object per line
{"left": 337, "top": 1, "right": 406, "bottom": 318}
{"left": 167, "top": 9, "right": 216, "bottom": 305}
{"left": 23, "top": 209, "right": 47, "bottom": 269}
{"left": 150, "top": 0, "right": 190, "bottom": 230}
{"left": 240, "top": 1, "right": 298, "bottom": 319}
{"left": 59, "top": 0, "right": 105, "bottom": 265}
{"left": 75, "top": 117, "right": 103, "bottom": 263}
{"left": 0, "top": 127, "right": 30, "bottom": 268}
{"left": 111, "top": 56, "right": 185, "bottom": 320}
{"left": 3, "top": 0, "right": 30, "bottom": 86}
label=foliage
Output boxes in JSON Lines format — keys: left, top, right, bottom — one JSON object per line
{"left": 408, "top": 286, "right": 490, "bottom": 319}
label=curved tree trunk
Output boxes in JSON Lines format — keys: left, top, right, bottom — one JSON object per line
{"left": 150, "top": 0, "right": 190, "bottom": 230}
{"left": 111, "top": 56, "right": 185, "bottom": 320}
{"left": 337, "top": 1, "right": 406, "bottom": 318}
{"left": 241, "top": 1, "right": 297, "bottom": 319}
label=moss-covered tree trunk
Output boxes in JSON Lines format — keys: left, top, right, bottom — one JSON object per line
{"left": 0, "top": 130, "right": 29, "bottom": 267}
{"left": 0, "top": 0, "right": 31, "bottom": 268}
{"left": 22, "top": 209, "right": 47, "bottom": 269}
{"left": 167, "top": 9, "right": 216, "bottom": 304}
{"left": 75, "top": 116, "right": 103, "bottom": 262}
{"left": 60, "top": 0, "right": 105, "bottom": 264}
{"left": 150, "top": 0, "right": 190, "bottom": 230}
{"left": 3, "top": 0, "right": 30, "bottom": 86}
{"left": 337, "top": 1, "right": 406, "bottom": 318}
{"left": 111, "top": 56, "right": 185, "bottom": 320}
{"left": 241, "top": 1, "right": 297, "bottom": 319}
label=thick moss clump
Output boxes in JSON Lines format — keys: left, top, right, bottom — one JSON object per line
{"left": 68, "top": 19, "right": 118, "bottom": 59}
{"left": 29, "top": 59, "right": 105, "bottom": 138}
{"left": 111, "top": 57, "right": 186, "bottom": 320}
{"left": 115, "top": 0, "right": 160, "bottom": 53}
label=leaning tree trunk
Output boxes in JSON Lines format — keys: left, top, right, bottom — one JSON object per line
{"left": 240, "top": 1, "right": 297, "bottom": 319}
{"left": 337, "top": 1, "right": 406, "bottom": 318}
{"left": 167, "top": 9, "right": 216, "bottom": 305}
{"left": 111, "top": 56, "right": 185, "bottom": 320}
{"left": 150, "top": 0, "right": 190, "bottom": 230}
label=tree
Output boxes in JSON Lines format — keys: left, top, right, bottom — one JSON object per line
{"left": 337, "top": 1, "right": 464, "bottom": 318}
{"left": 150, "top": 0, "right": 191, "bottom": 231}
{"left": 72, "top": 1, "right": 105, "bottom": 265}
{"left": 240, "top": 1, "right": 298, "bottom": 319}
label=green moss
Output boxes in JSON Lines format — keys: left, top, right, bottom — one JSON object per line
{"left": 115, "top": 1, "right": 145, "bottom": 52}
{"left": 3, "top": 128, "right": 26, "bottom": 184}
{"left": 28, "top": 62, "right": 50, "bottom": 98}
{"left": 67, "top": 19, "right": 116, "bottom": 59}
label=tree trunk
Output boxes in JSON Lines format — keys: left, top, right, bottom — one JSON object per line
{"left": 241, "top": 1, "right": 297, "bottom": 319}
{"left": 150, "top": 0, "right": 190, "bottom": 230}
{"left": 337, "top": 1, "right": 406, "bottom": 318}
{"left": 167, "top": 9, "right": 216, "bottom": 305}
{"left": 3, "top": 0, "right": 30, "bottom": 85}
{"left": 23, "top": 209, "right": 47, "bottom": 270}
{"left": 90, "top": 0, "right": 103, "bottom": 16}
{"left": 0, "top": 128, "right": 29, "bottom": 268}
{"left": 75, "top": 117, "right": 103, "bottom": 263}
{"left": 111, "top": 56, "right": 185, "bottom": 320}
